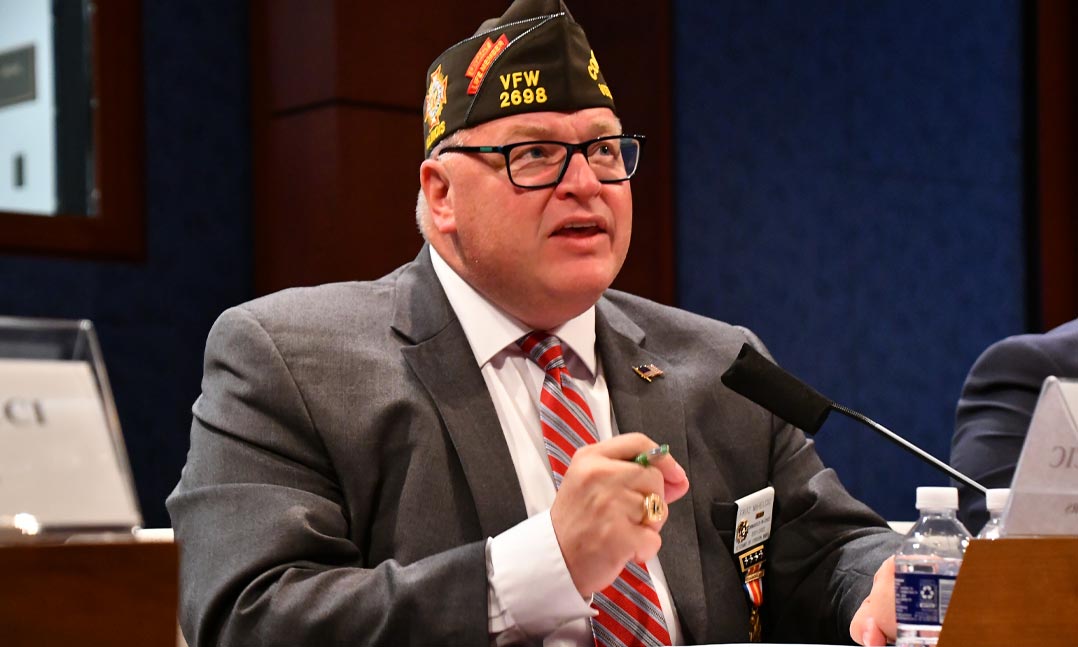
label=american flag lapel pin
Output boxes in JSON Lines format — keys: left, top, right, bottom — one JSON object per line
{"left": 632, "top": 363, "right": 664, "bottom": 382}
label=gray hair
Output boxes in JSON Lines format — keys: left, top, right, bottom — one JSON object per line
{"left": 415, "top": 130, "right": 469, "bottom": 240}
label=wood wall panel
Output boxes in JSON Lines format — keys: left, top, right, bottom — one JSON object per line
{"left": 264, "top": 0, "right": 336, "bottom": 111}
{"left": 331, "top": 2, "right": 509, "bottom": 109}
{"left": 1037, "top": 0, "right": 1078, "bottom": 329}
{"left": 265, "top": 0, "right": 506, "bottom": 111}
{"left": 258, "top": 107, "right": 424, "bottom": 292}
{"left": 253, "top": 1, "right": 674, "bottom": 304}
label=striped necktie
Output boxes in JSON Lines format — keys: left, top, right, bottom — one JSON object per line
{"left": 518, "top": 332, "right": 672, "bottom": 647}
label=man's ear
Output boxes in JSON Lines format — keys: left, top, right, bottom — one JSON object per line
{"left": 420, "top": 159, "right": 457, "bottom": 234}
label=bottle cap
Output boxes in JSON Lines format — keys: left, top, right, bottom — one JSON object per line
{"left": 915, "top": 486, "right": 958, "bottom": 510}
{"left": 985, "top": 488, "right": 1010, "bottom": 512}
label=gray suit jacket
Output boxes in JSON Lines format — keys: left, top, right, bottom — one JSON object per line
{"left": 168, "top": 247, "right": 899, "bottom": 646}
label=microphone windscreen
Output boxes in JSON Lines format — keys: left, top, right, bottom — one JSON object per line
{"left": 720, "top": 343, "right": 834, "bottom": 434}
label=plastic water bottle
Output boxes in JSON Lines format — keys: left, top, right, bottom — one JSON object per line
{"left": 894, "top": 487, "right": 971, "bottom": 647}
{"left": 975, "top": 488, "right": 1010, "bottom": 540}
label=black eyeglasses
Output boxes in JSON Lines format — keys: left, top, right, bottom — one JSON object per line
{"left": 439, "top": 134, "right": 645, "bottom": 189}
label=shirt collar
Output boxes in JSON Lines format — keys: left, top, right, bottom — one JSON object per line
{"left": 429, "top": 246, "right": 597, "bottom": 377}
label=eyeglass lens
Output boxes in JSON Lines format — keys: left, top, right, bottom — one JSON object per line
{"left": 507, "top": 137, "right": 640, "bottom": 187}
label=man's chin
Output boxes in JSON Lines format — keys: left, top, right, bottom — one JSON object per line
{"left": 551, "top": 265, "right": 620, "bottom": 295}
{"left": 547, "top": 274, "right": 617, "bottom": 309}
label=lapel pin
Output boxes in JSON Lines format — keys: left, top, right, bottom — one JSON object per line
{"left": 632, "top": 364, "right": 664, "bottom": 382}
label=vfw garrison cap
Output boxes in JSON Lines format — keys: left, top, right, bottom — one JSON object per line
{"left": 422, "top": 0, "right": 616, "bottom": 157}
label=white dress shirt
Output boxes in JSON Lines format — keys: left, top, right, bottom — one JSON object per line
{"left": 430, "top": 247, "right": 682, "bottom": 646}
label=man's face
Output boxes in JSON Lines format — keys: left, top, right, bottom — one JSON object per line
{"left": 424, "top": 107, "right": 632, "bottom": 330}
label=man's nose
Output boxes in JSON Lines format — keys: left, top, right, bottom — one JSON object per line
{"left": 555, "top": 150, "right": 602, "bottom": 197}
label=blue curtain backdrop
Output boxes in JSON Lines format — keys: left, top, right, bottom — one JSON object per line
{"left": 674, "top": 0, "right": 1026, "bottom": 520}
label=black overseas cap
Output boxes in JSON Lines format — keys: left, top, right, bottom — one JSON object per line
{"left": 422, "top": 0, "right": 617, "bottom": 156}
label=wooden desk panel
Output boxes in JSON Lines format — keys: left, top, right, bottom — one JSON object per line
{"left": 0, "top": 541, "right": 178, "bottom": 647}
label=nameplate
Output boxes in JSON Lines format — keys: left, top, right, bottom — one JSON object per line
{"left": 1003, "top": 377, "right": 1078, "bottom": 536}
{"left": 0, "top": 359, "right": 140, "bottom": 530}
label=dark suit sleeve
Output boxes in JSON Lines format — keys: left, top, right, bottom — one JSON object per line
{"left": 950, "top": 326, "right": 1078, "bottom": 533}
{"left": 167, "top": 307, "right": 488, "bottom": 647}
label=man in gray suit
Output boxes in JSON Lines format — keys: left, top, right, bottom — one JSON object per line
{"left": 169, "top": 1, "right": 902, "bottom": 645}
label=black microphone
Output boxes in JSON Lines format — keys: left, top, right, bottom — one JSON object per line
{"left": 719, "top": 343, "right": 834, "bottom": 434}
{"left": 721, "top": 343, "right": 987, "bottom": 495}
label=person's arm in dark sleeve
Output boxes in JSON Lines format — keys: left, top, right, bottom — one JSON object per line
{"left": 167, "top": 306, "right": 489, "bottom": 647}
{"left": 950, "top": 332, "right": 1071, "bottom": 533}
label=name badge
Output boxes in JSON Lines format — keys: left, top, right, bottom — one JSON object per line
{"left": 731, "top": 485, "right": 774, "bottom": 642}
{"left": 733, "top": 485, "right": 774, "bottom": 553}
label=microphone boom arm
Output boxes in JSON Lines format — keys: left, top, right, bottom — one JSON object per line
{"left": 830, "top": 403, "right": 988, "bottom": 495}
{"left": 721, "top": 342, "right": 990, "bottom": 496}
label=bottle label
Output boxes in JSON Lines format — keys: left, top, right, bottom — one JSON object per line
{"left": 895, "top": 572, "right": 956, "bottom": 625}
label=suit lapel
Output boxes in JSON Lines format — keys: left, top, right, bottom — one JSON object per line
{"left": 596, "top": 298, "right": 709, "bottom": 644}
{"left": 393, "top": 247, "right": 528, "bottom": 537}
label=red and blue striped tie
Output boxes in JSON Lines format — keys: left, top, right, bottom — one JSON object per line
{"left": 518, "top": 332, "right": 672, "bottom": 647}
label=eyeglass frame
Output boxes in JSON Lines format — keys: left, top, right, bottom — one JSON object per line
{"left": 437, "top": 134, "right": 646, "bottom": 189}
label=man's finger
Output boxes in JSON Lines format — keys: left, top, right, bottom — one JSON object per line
{"left": 586, "top": 432, "right": 659, "bottom": 460}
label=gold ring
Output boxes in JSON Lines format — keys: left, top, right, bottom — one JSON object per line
{"left": 643, "top": 492, "right": 665, "bottom": 524}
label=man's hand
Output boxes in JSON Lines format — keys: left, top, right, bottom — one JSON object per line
{"left": 850, "top": 556, "right": 897, "bottom": 646}
{"left": 550, "top": 433, "right": 690, "bottom": 598}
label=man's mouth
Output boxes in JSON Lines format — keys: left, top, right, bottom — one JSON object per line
{"left": 553, "top": 222, "right": 604, "bottom": 237}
